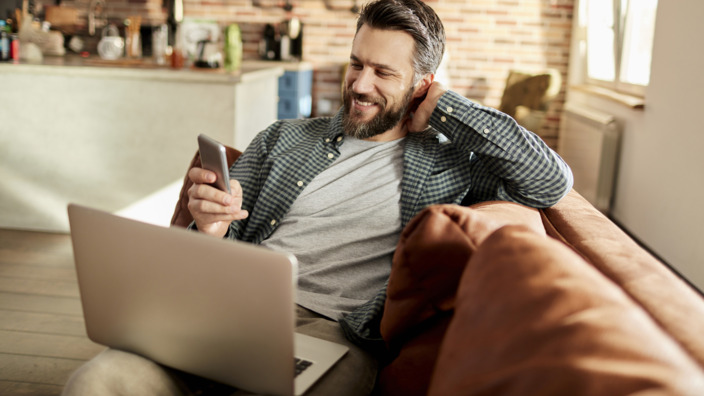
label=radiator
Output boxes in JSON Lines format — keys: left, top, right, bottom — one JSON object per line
{"left": 558, "top": 103, "right": 620, "bottom": 213}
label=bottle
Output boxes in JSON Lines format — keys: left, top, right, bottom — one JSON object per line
{"left": 0, "top": 20, "right": 9, "bottom": 61}
{"left": 152, "top": 24, "right": 168, "bottom": 65}
{"left": 10, "top": 34, "right": 19, "bottom": 61}
{"left": 280, "top": 33, "right": 290, "bottom": 61}
{"left": 224, "top": 24, "right": 242, "bottom": 72}
{"left": 170, "top": 24, "right": 185, "bottom": 69}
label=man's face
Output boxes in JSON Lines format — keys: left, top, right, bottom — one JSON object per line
{"left": 342, "top": 25, "right": 421, "bottom": 141}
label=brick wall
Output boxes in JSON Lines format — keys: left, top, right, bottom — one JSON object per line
{"left": 53, "top": 0, "right": 167, "bottom": 26}
{"left": 57, "top": 0, "right": 574, "bottom": 147}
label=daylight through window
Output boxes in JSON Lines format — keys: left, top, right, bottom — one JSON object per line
{"left": 580, "top": 0, "right": 658, "bottom": 96}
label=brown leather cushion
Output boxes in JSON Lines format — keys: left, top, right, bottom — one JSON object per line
{"left": 170, "top": 146, "right": 242, "bottom": 228}
{"left": 377, "top": 202, "right": 545, "bottom": 396}
{"left": 427, "top": 225, "right": 704, "bottom": 396}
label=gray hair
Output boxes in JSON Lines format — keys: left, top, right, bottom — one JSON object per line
{"left": 356, "top": 0, "right": 446, "bottom": 82}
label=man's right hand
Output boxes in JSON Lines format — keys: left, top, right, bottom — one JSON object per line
{"left": 187, "top": 167, "right": 249, "bottom": 237}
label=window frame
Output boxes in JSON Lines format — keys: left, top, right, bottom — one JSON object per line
{"left": 579, "top": 0, "right": 658, "bottom": 98}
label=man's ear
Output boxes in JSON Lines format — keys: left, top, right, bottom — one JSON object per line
{"left": 413, "top": 73, "right": 435, "bottom": 99}
{"left": 407, "top": 73, "right": 435, "bottom": 114}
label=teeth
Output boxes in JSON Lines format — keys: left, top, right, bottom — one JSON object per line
{"left": 356, "top": 99, "right": 375, "bottom": 106}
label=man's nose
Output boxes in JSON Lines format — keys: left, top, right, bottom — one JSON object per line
{"left": 352, "top": 68, "right": 375, "bottom": 94}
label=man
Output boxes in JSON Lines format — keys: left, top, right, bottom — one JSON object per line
{"left": 63, "top": 0, "right": 572, "bottom": 395}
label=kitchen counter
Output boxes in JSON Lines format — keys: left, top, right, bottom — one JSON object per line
{"left": 0, "top": 55, "right": 285, "bottom": 84}
{"left": 0, "top": 56, "right": 285, "bottom": 232}
{"left": 244, "top": 59, "right": 314, "bottom": 72}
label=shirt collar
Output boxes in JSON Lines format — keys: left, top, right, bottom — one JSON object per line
{"left": 327, "top": 107, "right": 346, "bottom": 146}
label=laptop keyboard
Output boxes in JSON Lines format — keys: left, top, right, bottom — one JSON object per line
{"left": 294, "top": 358, "right": 313, "bottom": 377}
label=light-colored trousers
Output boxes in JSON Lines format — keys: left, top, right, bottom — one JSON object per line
{"left": 62, "top": 306, "right": 378, "bottom": 396}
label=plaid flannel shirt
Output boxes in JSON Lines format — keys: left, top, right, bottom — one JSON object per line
{"left": 218, "top": 90, "right": 573, "bottom": 353}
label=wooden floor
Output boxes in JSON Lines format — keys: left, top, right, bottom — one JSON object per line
{"left": 0, "top": 229, "right": 105, "bottom": 396}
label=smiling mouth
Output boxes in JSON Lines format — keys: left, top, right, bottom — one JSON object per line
{"left": 352, "top": 98, "right": 383, "bottom": 115}
{"left": 354, "top": 98, "right": 378, "bottom": 108}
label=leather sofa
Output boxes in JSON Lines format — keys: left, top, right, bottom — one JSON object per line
{"left": 172, "top": 146, "right": 704, "bottom": 395}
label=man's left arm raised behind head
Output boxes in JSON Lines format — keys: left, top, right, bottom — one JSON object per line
{"left": 408, "top": 81, "right": 573, "bottom": 208}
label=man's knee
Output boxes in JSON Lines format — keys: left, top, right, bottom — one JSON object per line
{"left": 62, "top": 349, "right": 182, "bottom": 396}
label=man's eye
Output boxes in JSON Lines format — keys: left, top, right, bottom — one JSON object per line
{"left": 350, "top": 63, "right": 363, "bottom": 70}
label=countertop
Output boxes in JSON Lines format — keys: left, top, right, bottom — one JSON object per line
{"left": 0, "top": 55, "right": 295, "bottom": 84}
{"left": 244, "top": 59, "right": 314, "bottom": 72}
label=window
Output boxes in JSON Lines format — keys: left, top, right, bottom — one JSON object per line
{"left": 579, "top": 0, "right": 659, "bottom": 96}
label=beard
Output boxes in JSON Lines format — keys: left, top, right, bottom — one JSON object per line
{"left": 342, "top": 85, "right": 414, "bottom": 140}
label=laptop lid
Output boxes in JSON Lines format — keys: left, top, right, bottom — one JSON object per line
{"left": 68, "top": 203, "right": 345, "bottom": 396}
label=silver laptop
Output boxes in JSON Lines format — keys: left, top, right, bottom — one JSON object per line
{"left": 68, "top": 204, "right": 348, "bottom": 396}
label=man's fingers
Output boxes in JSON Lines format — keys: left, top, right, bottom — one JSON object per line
{"left": 189, "top": 182, "right": 235, "bottom": 206}
{"left": 188, "top": 167, "right": 216, "bottom": 184}
{"left": 188, "top": 183, "right": 247, "bottom": 217}
{"left": 186, "top": 167, "right": 249, "bottom": 237}
{"left": 229, "top": 179, "right": 242, "bottom": 194}
{"left": 188, "top": 196, "right": 232, "bottom": 215}
{"left": 190, "top": 208, "right": 248, "bottom": 225}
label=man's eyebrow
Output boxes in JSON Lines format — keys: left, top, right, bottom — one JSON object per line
{"left": 349, "top": 54, "right": 399, "bottom": 74}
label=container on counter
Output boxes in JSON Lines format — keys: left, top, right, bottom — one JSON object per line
{"left": 224, "top": 23, "right": 242, "bottom": 72}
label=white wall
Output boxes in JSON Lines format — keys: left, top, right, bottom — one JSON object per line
{"left": 567, "top": 0, "right": 704, "bottom": 289}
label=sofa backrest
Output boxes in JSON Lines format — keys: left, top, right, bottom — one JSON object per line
{"left": 541, "top": 189, "right": 704, "bottom": 370}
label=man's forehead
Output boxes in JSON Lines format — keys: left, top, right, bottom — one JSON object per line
{"left": 350, "top": 25, "right": 415, "bottom": 69}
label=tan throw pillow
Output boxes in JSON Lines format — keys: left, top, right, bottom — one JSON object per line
{"left": 428, "top": 225, "right": 704, "bottom": 396}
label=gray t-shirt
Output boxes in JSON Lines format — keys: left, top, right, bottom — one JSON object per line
{"left": 260, "top": 136, "right": 405, "bottom": 320}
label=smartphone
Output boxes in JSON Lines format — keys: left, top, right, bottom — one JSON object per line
{"left": 197, "top": 134, "right": 231, "bottom": 194}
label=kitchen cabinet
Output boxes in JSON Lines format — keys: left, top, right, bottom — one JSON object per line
{"left": 0, "top": 58, "right": 283, "bottom": 232}
{"left": 246, "top": 61, "right": 313, "bottom": 119}
{"left": 278, "top": 69, "right": 313, "bottom": 119}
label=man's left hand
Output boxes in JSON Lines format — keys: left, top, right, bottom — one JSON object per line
{"left": 406, "top": 81, "right": 448, "bottom": 133}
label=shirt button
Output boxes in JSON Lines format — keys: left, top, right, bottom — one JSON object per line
{"left": 336, "top": 136, "right": 343, "bottom": 142}
{"left": 270, "top": 219, "right": 277, "bottom": 226}
{"left": 297, "top": 181, "right": 304, "bottom": 187}
{"left": 440, "top": 116, "right": 447, "bottom": 123}
{"left": 327, "top": 153, "right": 334, "bottom": 159}
{"left": 325, "top": 138, "right": 331, "bottom": 143}
{"left": 446, "top": 106, "right": 453, "bottom": 113}
{"left": 483, "top": 128, "right": 490, "bottom": 134}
